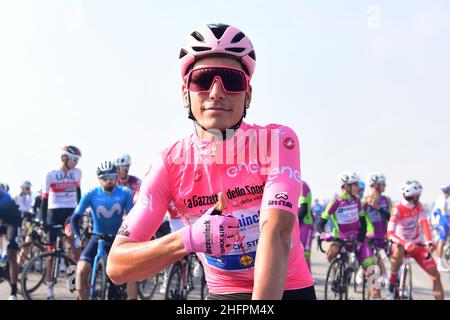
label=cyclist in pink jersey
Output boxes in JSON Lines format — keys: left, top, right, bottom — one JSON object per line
{"left": 386, "top": 180, "right": 444, "bottom": 300}
{"left": 107, "top": 23, "right": 315, "bottom": 300}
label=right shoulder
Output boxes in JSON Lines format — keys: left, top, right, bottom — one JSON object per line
{"left": 161, "top": 134, "right": 195, "bottom": 166}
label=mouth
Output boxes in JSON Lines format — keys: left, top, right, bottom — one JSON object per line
{"left": 203, "top": 107, "right": 232, "bottom": 112}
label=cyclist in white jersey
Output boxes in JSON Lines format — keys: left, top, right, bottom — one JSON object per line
{"left": 40, "top": 145, "right": 83, "bottom": 299}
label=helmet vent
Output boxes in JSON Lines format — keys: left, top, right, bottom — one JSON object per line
{"left": 179, "top": 49, "right": 188, "bottom": 59}
{"left": 248, "top": 50, "right": 256, "bottom": 60}
{"left": 192, "top": 46, "right": 211, "bottom": 52}
{"left": 208, "top": 23, "right": 228, "bottom": 39}
{"left": 191, "top": 31, "right": 205, "bottom": 42}
{"left": 225, "top": 47, "right": 245, "bottom": 53}
{"left": 231, "top": 32, "right": 245, "bottom": 43}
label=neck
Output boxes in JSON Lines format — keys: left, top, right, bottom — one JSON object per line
{"left": 193, "top": 121, "right": 242, "bottom": 142}
{"left": 60, "top": 164, "right": 70, "bottom": 172}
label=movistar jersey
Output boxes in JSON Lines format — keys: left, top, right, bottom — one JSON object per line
{"left": 73, "top": 186, "right": 133, "bottom": 236}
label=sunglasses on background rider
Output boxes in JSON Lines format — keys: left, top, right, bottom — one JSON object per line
{"left": 99, "top": 174, "right": 117, "bottom": 181}
{"left": 185, "top": 66, "right": 249, "bottom": 93}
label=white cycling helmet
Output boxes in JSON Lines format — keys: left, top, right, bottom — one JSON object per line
{"left": 366, "top": 172, "right": 380, "bottom": 186}
{"left": 337, "top": 171, "right": 360, "bottom": 188}
{"left": 377, "top": 173, "right": 386, "bottom": 184}
{"left": 96, "top": 160, "right": 118, "bottom": 176}
{"left": 441, "top": 184, "right": 450, "bottom": 193}
{"left": 21, "top": 180, "right": 32, "bottom": 189}
{"left": 115, "top": 154, "right": 131, "bottom": 167}
{"left": 401, "top": 180, "right": 423, "bottom": 197}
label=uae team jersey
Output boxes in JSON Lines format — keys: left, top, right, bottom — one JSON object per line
{"left": 42, "top": 168, "right": 82, "bottom": 209}
{"left": 118, "top": 122, "right": 314, "bottom": 294}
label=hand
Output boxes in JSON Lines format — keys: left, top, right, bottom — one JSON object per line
{"left": 320, "top": 232, "right": 332, "bottom": 241}
{"left": 426, "top": 241, "right": 435, "bottom": 253}
{"left": 181, "top": 192, "right": 239, "bottom": 257}
{"left": 73, "top": 238, "right": 81, "bottom": 249}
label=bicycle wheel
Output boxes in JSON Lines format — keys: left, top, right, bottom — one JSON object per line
{"left": 21, "top": 251, "right": 77, "bottom": 300}
{"left": 18, "top": 241, "right": 45, "bottom": 268}
{"left": 200, "top": 270, "right": 208, "bottom": 300}
{"left": 399, "top": 263, "right": 413, "bottom": 300}
{"left": 443, "top": 245, "right": 450, "bottom": 269}
{"left": 324, "top": 258, "right": 347, "bottom": 300}
{"left": 91, "top": 258, "right": 107, "bottom": 300}
{"left": 165, "top": 262, "right": 183, "bottom": 300}
{"left": 138, "top": 273, "right": 159, "bottom": 300}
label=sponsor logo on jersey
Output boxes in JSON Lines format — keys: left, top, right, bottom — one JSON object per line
{"left": 184, "top": 194, "right": 219, "bottom": 209}
{"left": 117, "top": 223, "right": 129, "bottom": 237}
{"left": 240, "top": 255, "right": 253, "bottom": 266}
{"left": 226, "top": 163, "right": 260, "bottom": 178}
{"left": 226, "top": 184, "right": 265, "bottom": 200}
{"left": 283, "top": 137, "right": 295, "bottom": 150}
{"left": 268, "top": 199, "right": 293, "bottom": 208}
{"left": 275, "top": 192, "right": 288, "bottom": 200}
{"left": 96, "top": 203, "right": 122, "bottom": 219}
{"left": 237, "top": 213, "right": 260, "bottom": 228}
{"left": 267, "top": 166, "right": 301, "bottom": 183}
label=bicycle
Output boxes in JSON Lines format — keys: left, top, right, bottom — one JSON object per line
{"left": 89, "top": 233, "right": 127, "bottom": 300}
{"left": 21, "top": 224, "right": 78, "bottom": 300}
{"left": 388, "top": 242, "right": 428, "bottom": 300}
{"left": 360, "top": 237, "right": 390, "bottom": 300}
{"left": 138, "top": 271, "right": 162, "bottom": 300}
{"left": 164, "top": 253, "right": 199, "bottom": 300}
{"left": 318, "top": 236, "right": 361, "bottom": 300}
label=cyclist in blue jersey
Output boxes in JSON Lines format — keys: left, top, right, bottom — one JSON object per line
{"left": 70, "top": 160, "right": 134, "bottom": 300}
{"left": 0, "top": 188, "right": 21, "bottom": 300}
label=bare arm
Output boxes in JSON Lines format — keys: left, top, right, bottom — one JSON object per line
{"left": 107, "top": 230, "right": 188, "bottom": 285}
{"left": 252, "top": 209, "right": 294, "bottom": 300}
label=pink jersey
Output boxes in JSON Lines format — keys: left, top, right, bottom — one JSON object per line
{"left": 119, "top": 122, "right": 314, "bottom": 294}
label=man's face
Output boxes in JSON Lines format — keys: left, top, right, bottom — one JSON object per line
{"left": 21, "top": 186, "right": 31, "bottom": 194}
{"left": 63, "top": 155, "right": 79, "bottom": 169}
{"left": 182, "top": 56, "right": 252, "bottom": 132}
{"left": 98, "top": 174, "right": 117, "bottom": 192}
{"left": 379, "top": 183, "right": 386, "bottom": 193}
{"left": 117, "top": 165, "right": 129, "bottom": 179}
{"left": 343, "top": 182, "right": 360, "bottom": 198}
{"left": 405, "top": 194, "right": 420, "bottom": 205}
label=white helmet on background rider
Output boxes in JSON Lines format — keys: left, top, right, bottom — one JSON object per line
{"left": 337, "top": 171, "right": 360, "bottom": 188}
{"left": 401, "top": 180, "right": 423, "bottom": 198}
{"left": 115, "top": 154, "right": 132, "bottom": 167}
{"left": 366, "top": 172, "right": 380, "bottom": 187}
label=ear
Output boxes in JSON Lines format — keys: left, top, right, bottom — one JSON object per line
{"left": 245, "top": 85, "right": 253, "bottom": 110}
{"left": 181, "top": 84, "right": 189, "bottom": 108}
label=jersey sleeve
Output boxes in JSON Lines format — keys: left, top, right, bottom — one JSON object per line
{"left": 124, "top": 188, "right": 134, "bottom": 214}
{"left": 73, "top": 190, "right": 91, "bottom": 217}
{"left": 117, "top": 154, "right": 172, "bottom": 241}
{"left": 260, "top": 126, "right": 301, "bottom": 216}
{"left": 41, "top": 171, "right": 51, "bottom": 199}
{"left": 321, "top": 199, "right": 338, "bottom": 220}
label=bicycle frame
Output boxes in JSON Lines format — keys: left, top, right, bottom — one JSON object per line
{"left": 89, "top": 237, "right": 108, "bottom": 299}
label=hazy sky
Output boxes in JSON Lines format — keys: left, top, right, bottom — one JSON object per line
{"left": 1, "top": 0, "right": 449, "bottom": 204}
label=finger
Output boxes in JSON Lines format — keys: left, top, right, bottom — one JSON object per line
{"left": 214, "top": 192, "right": 227, "bottom": 212}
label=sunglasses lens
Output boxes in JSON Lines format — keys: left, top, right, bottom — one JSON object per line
{"left": 188, "top": 67, "right": 248, "bottom": 93}
{"left": 100, "top": 174, "right": 117, "bottom": 181}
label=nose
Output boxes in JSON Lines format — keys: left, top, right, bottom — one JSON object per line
{"left": 208, "top": 77, "right": 225, "bottom": 99}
